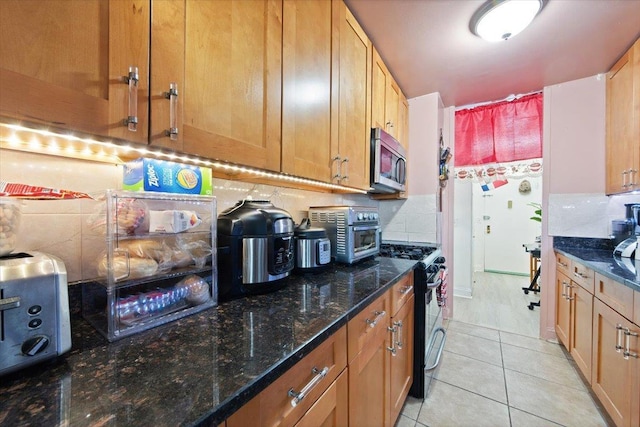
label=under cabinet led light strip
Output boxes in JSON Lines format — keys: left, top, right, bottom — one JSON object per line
{"left": 0, "top": 122, "right": 367, "bottom": 194}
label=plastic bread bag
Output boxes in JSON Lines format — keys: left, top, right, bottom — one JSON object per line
{"left": 175, "top": 234, "right": 212, "bottom": 269}
{"left": 88, "top": 195, "right": 148, "bottom": 236}
{"left": 96, "top": 250, "right": 159, "bottom": 282}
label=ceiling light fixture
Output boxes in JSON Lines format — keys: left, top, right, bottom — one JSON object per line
{"left": 470, "top": 0, "right": 545, "bottom": 42}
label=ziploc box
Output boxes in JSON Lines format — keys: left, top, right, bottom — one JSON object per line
{"left": 123, "top": 158, "right": 213, "bottom": 195}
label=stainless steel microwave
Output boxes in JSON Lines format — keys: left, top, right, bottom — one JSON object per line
{"left": 370, "top": 128, "right": 407, "bottom": 194}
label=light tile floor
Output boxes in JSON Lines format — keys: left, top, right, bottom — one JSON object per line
{"left": 396, "top": 272, "right": 612, "bottom": 427}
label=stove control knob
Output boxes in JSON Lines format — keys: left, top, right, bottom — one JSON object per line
{"left": 357, "top": 212, "right": 364, "bottom": 220}
{"left": 372, "top": 213, "right": 378, "bottom": 220}
{"left": 21, "top": 335, "right": 50, "bottom": 356}
{"left": 427, "top": 264, "right": 440, "bottom": 274}
{"left": 435, "top": 256, "right": 446, "bottom": 264}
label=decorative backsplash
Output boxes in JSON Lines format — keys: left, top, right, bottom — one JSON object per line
{"left": 0, "top": 149, "right": 374, "bottom": 283}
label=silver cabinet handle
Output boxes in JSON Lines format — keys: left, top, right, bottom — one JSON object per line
{"left": 340, "top": 157, "right": 349, "bottom": 182}
{"left": 561, "top": 280, "right": 569, "bottom": 298}
{"left": 573, "top": 271, "right": 588, "bottom": 280}
{"left": 622, "top": 170, "right": 628, "bottom": 188}
{"left": 387, "top": 325, "right": 397, "bottom": 355}
{"left": 623, "top": 328, "right": 639, "bottom": 359}
{"left": 394, "top": 320, "right": 403, "bottom": 349}
{"left": 631, "top": 169, "right": 638, "bottom": 188}
{"left": 288, "top": 366, "right": 329, "bottom": 407}
{"left": 0, "top": 296, "right": 21, "bottom": 311}
{"left": 164, "top": 82, "right": 179, "bottom": 140}
{"left": 616, "top": 324, "right": 625, "bottom": 352}
{"left": 365, "top": 310, "right": 386, "bottom": 329}
{"left": 123, "top": 66, "right": 139, "bottom": 131}
{"left": 399, "top": 285, "right": 414, "bottom": 296}
{"left": 557, "top": 261, "right": 568, "bottom": 268}
{"left": 386, "top": 120, "right": 394, "bottom": 129}
{"left": 332, "top": 156, "right": 342, "bottom": 180}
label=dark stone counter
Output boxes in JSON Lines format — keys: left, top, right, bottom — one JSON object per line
{"left": 0, "top": 257, "right": 417, "bottom": 427}
{"left": 553, "top": 237, "right": 640, "bottom": 293}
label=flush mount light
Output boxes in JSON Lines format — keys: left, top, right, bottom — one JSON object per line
{"left": 470, "top": 0, "right": 545, "bottom": 42}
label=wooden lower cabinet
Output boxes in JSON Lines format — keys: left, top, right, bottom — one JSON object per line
{"left": 570, "top": 284, "right": 593, "bottom": 383}
{"left": 592, "top": 298, "right": 639, "bottom": 427}
{"left": 227, "top": 326, "right": 347, "bottom": 427}
{"left": 295, "top": 369, "right": 348, "bottom": 427}
{"left": 555, "top": 270, "right": 571, "bottom": 347}
{"left": 389, "top": 294, "right": 414, "bottom": 425}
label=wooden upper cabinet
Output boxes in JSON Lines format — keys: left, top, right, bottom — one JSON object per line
{"left": 335, "top": 2, "right": 372, "bottom": 190}
{"left": 398, "top": 94, "right": 409, "bottom": 151}
{"left": 149, "top": 0, "right": 185, "bottom": 151}
{"left": 372, "top": 47, "right": 403, "bottom": 140}
{"left": 606, "top": 37, "right": 640, "bottom": 195}
{"left": 281, "top": 0, "right": 337, "bottom": 182}
{"left": 180, "top": 0, "right": 283, "bottom": 172}
{"left": 0, "top": 0, "right": 149, "bottom": 143}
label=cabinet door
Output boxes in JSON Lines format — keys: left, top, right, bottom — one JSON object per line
{"left": 295, "top": 369, "right": 348, "bottom": 427}
{"left": 397, "top": 94, "right": 409, "bottom": 151}
{"left": 0, "top": 0, "right": 149, "bottom": 143}
{"left": 555, "top": 270, "right": 571, "bottom": 347}
{"left": 149, "top": 0, "right": 185, "bottom": 150}
{"left": 389, "top": 295, "right": 414, "bottom": 426}
{"left": 570, "top": 285, "right": 593, "bottom": 383}
{"left": 335, "top": 2, "right": 371, "bottom": 190}
{"left": 348, "top": 314, "right": 391, "bottom": 427}
{"left": 281, "top": 0, "right": 337, "bottom": 182}
{"left": 385, "top": 80, "right": 400, "bottom": 139}
{"left": 371, "top": 47, "right": 388, "bottom": 132}
{"left": 181, "top": 0, "right": 282, "bottom": 172}
{"left": 606, "top": 38, "right": 640, "bottom": 195}
{"left": 592, "top": 298, "right": 636, "bottom": 427}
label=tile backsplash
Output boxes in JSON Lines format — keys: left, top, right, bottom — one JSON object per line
{"left": 548, "top": 193, "right": 640, "bottom": 238}
{"left": 377, "top": 194, "right": 438, "bottom": 243}
{"left": 0, "top": 149, "right": 374, "bottom": 282}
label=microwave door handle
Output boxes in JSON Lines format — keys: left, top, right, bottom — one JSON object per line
{"left": 396, "top": 158, "right": 407, "bottom": 185}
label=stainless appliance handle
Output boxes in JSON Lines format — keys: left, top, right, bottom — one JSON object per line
{"left": 427, "top": 278, "right": 442, "bottom": 289}
{"left": 425, "top": 327, "right": 447, "bottom": 371}
{"left": 352, "top": 225, "right": 379, "bottom": 232}
{"left": 288, "top": 366, "right": 329, "bottom": 407}
{"left": 396, "top": 158, "right": 407, "bottom": 185}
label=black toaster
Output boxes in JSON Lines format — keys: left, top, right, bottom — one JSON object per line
{"left": 0, "top": 252, "right": 71, "bottom": 376}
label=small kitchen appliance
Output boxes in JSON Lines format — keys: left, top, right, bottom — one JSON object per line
{"left": 614, "top": 203, "right": 640, "bottom": 258}
{"left": 369, "top": 128, "right": 407, "bottom": 194}
{"left": 293, "top": 218, "right": 331, "bottom": 273}
{"left": 0, "top": 252, "right": 71, "bottom": 376}
{"left": 309, "top": 206, "right": 380, "bottom": 264}
{"left": 217, "top": 200, "right": 294, "bottom": 301}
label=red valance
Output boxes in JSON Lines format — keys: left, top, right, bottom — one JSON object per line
{"left": 454, "top": 93, "right": 543, "bottom": 167}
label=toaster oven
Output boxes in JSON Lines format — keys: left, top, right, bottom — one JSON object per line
{"left": 0, "top": 252, "right": 71, "bottom": 376}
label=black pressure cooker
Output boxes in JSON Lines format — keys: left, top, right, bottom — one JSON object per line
{"left": 217, "top": 200, "right": 294, "bottom": 301}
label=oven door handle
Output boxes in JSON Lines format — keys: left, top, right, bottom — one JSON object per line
{"left": 427, "top": 278, "right": 442, "bottom": 289}
{"left": 424, "top": 327, "right": 447, "bottom": 371}
{"left": 351, "top": 225, "right": 380, "bottom": 232}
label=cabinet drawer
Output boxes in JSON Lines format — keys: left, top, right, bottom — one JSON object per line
{"left": 294, "top": 368, "right": 348, "bottom": 427}
{"left": 556, "top": 252, "right": 571, "bottom": 277}
{"left": 571, "top": 260, "right": 595, "bottom": 293}
{"left": 347, "top": 291, "right": 391, "bottom": 362}
{"left": 595, "top": 273, "right": 634, "bottom": 320}
{"left": 390, "top": 272, "right": 414, "bottom": 317}
{"left": 228, "top": 326, "right": 347, "bottom": 427}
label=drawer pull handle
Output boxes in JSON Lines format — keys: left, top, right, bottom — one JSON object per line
{"left": 399, "top": 285, "right": 414, "bottom": 296}
{"left": 394, "top": 320, "right": 404, "bottom": 349}
{"left": 573, "top": 272, "right": 587, "bottom": 279}
{"left": 365, "top": 310, "right": 386, "bottom": 329}
{"left": 288, "top": 366, "right": 329, "bottom": 407}
{"left": 624, "top": 329, "right": 639, "bottom": 360}
{"left": 616, "top": 324, "right": 625, "bottom": 352}
{"left": 557, "top": 261, "right": 568, "bottom": 268}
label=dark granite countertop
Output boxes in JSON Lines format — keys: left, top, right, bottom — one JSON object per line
{"left": 553, "top": 237, "right": 640, "bottom": 293}
{"left": 0, "top": 257, "right": 417, "bottom": 427}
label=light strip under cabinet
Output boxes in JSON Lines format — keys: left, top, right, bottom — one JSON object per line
{"left": 0, "top": 121, "right": 367, "bottom": 194}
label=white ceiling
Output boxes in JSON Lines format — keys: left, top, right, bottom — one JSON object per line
{"left": 344, "top": 0, "right": 640, "bottom": 107}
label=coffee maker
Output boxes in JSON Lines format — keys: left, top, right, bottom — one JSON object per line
{"left": 613, "top": 204, "right": 640, "bottom": 258}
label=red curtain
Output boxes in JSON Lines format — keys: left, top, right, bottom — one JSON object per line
{"left": 454, "top": 93, "right": 543, "bottom": 167}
